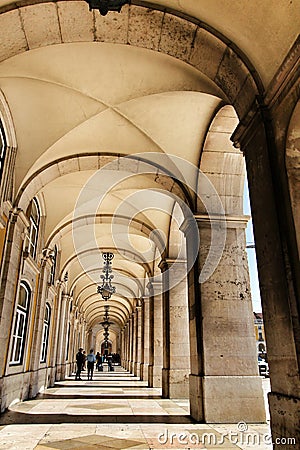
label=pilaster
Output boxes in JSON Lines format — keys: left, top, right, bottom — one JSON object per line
{"left": 150, "top": 280, "right": 163, "bottom": 388}
{"left": 233, "top": 105, "right": 300, "bottom": 440}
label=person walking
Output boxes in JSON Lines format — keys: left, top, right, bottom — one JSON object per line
{"left": 81, "top": 350, "right": 86, "bottom": 371}
{"left": 87, "top": 349, "right": 96, "bottom": 380}
{"left": 107, "top": 353, "right": 113, "bottom": 371}
{"left": 75, "top": 348, "right": 84, "bottom": 380}
{"left": 96, "top": 351, "right": 102, "bottom": 371}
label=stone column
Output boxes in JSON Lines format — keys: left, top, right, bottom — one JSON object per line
{"left": 180, "top": 218, "right": 204, "bottom": 421}
{"left": 49, "top": 280, "right": 64, "bottom": 385}
{"left": 132, "top": 309, "right": 137, "bottom": 375}
{"left": 142, "top": 296, "right": 150, "bottom": 381}
{"left": 146, "top": 283, "right": 154, "bottom": 386}
{"left": 87, "top": 329, "right": 94, "bottom": 351}
{"left": 134, "top": 300, "right": 143, "bottom": 377}
{"left": 124, "top": 322, "right": 129, "bottom": 370}
{"left": 122, "top": 325, "right": 127, "bottom": 368}
{"left": 233, "top": 110, "right": 300, "bottom": 442}
{"left": 28, "top": 249, "right": 54, "bottom": 397}
{"left": 67, "top": 304, "right": 77, "bottom": 376}
{"left": 130, "top": 314, "right": 134, "bottom": 373}
{"left": 0, "top": 207, "right": 29, "bottom": 378}
{"left": 139, "top": 298, "right": 145, "bottom": 380}
{"left": 55, "top": 293, "right": 71, "bottom": 380}
{"left": 183, "top": 214, "right": 265, "bottom": 422}
{"left": 120, "top": 328, "right": 124, "bottom": 366}
{"left": 152, "top": 281, "right": 163, "bottom": 388}
{"left": 159, "top": 260, "right": 170, "bottom": 398}
{"left": 162, "top": 259, "right": 190, "bottom": 399}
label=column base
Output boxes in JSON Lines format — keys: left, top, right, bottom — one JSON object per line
{"left": 148, "top": 364, "right": 153, "bottom": 387}
{"left": 189, "top": 374, "right": 204, "bottom": 422}
{"left": 169, "top": 369, "right": 189, "bottom": 398}
{"left": 140, "top": 363, "right": 146, "bottom": 380}
{"left": 162, "top": 368, "right": 169, "bottom": 398}
{"left": 203, "top": 375, "right": 266, "bottom": 423}
{"left": 269, "top": 392, "right": 299, "bottom": 449}
{"left": 134, "top": 362, "right": 141, "bottom": 377}
{"left": 152, "top": 365, "right": 162, "bottom": 388}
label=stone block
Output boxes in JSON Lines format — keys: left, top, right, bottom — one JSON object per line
{"left": 189, "top": 374, "right": 204, "bottom": 421}
{"left": 203, "top": 131, "right": 236, "bottom": 153}
{"left": 215, "top": 47, "right": 249, "bottom": 104}
{"left": 169, "top": 369, "right": 189, "bottom": 399}
{"left": 20, "top": 3, "right": 62, "bottom": 49}
{"left": 189, "top": 27, "right": 226, "bottom": 81}
{"left": 0, "top": 9, "right": 27, "bottom": 62}
{"left": 94, "top": 4, "right": 129, "bottom": 44}
{"left": 78, "top": 155, "right": 99, "bottom": 171}
{"left": 58, "top": 1, "right": 94, "bottom": 43}
{"left": 128, "top": 6, "right": 163, "bottom": 51}
{"left": 57, "top": 157, "right": 80, "bottom": 176}
{"left": 268, "top": 392, "right": 300, "bottom": 448}
{"left": 159, "top": 14, "right": 197, "bottom": 63}
{"left": 153, "top": 365, "right": 162, "bottom": 388}
{"left": 209, "top": 115, "right": 239, "bottom": 133}
{"left": 233, "top": 74, "right": 258, "bottom": 120}
{"left": 203, "top": 375, "right": 266, "bottom": 423}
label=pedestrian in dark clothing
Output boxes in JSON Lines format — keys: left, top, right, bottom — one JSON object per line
{"left": 107, "top": 353, "right": 113, "bottom": 371}
{"left": 82, "top": 350, "right": 86, "bottom": 370}
{"left": 87, "top": 349, "right": 96, "bottom": 380}
{"left": 75, "top": 348, "right": 84, "bottom": 380}
{"left": 96, "top": 351, "right": 102, "bottom": 371}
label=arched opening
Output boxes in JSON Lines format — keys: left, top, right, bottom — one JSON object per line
{"left": 0, "top": 1, "right": 298, "bottom": 446}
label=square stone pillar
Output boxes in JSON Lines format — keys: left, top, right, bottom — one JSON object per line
{"left": 141, "top": 297, "right": 149, "bottom": 381}
{"left": 138, "top": 299, "right": 145, "bottom": 380}
{"left": 181, "top": 214, "right": 265, "bottom": 423}
{"left": 170, "top": 261, "right": 190, "bottom": 399}
{"left": 129, "top": 313, "right": 135, "bottom": 373}
{"left": 198, "top": 216, "right": 265, "bottom": 423}
{"left": 55, "top": 293, "right": 70, "bottom": 380}
{"left": 233, "top": 111, "right": 300, "bottom": 444}
{"left": 160, "top": 259, "right": 190, "bottom": 399}
{"left": 134, "top": 302, "right": 143, "bottom": 377}
{"left": 152, "top": 281, "right": 163, "bottom": 388}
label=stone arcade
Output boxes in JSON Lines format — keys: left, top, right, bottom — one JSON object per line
{"left": 0, "top": 1, "right": 299, "bottom": 448}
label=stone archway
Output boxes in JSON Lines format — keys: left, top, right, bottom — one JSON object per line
{"left": 0, "top": 2, "right": 298, "bottom": 444}
{"left": 286, "top": 100, "right": 300, "bottom": 254}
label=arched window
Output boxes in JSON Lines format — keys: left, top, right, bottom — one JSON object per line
{"left": 40, "top": 303, "right": 51, "bottom": 363}
{"left": 27, "top": 198, "right": 40, "bottom": 258}
{"left": 10, "top": 282, "right": 31, "bottom": 365}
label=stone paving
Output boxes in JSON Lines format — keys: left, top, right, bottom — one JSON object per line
{"left": 0, "top": 367, "right": 271, "bottom": 449}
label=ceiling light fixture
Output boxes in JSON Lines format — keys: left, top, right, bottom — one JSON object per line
{"left": 97, "top": 252, "right": 116, "bottom": 300}
{"left": 85, "top": 0, "right": 129, "bottom": 16}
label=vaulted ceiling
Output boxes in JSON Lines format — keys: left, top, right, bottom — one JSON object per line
{"left": 0, "top": 0, "right": 298, "bottom": 336}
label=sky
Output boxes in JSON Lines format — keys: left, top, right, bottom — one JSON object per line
{"left": 244, "top": 177, "right": 262, "bottom": 313}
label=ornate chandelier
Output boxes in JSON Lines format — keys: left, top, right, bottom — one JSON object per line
{"left": 97, "top": 252, "right": 116, "bottom": 300}
{"left": 102, "top": 305, "right": 111, "bottom": 348}
{"left": 85, "top": 0, "right": 129, "bottom": 16}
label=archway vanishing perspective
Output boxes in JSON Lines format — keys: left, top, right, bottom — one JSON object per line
{"left": 0, "top": 1, "right": 299, "bottom": 448}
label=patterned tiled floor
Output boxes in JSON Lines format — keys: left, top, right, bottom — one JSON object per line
{"left": 0, "top": 367, "right": 271, "bottom": 449}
